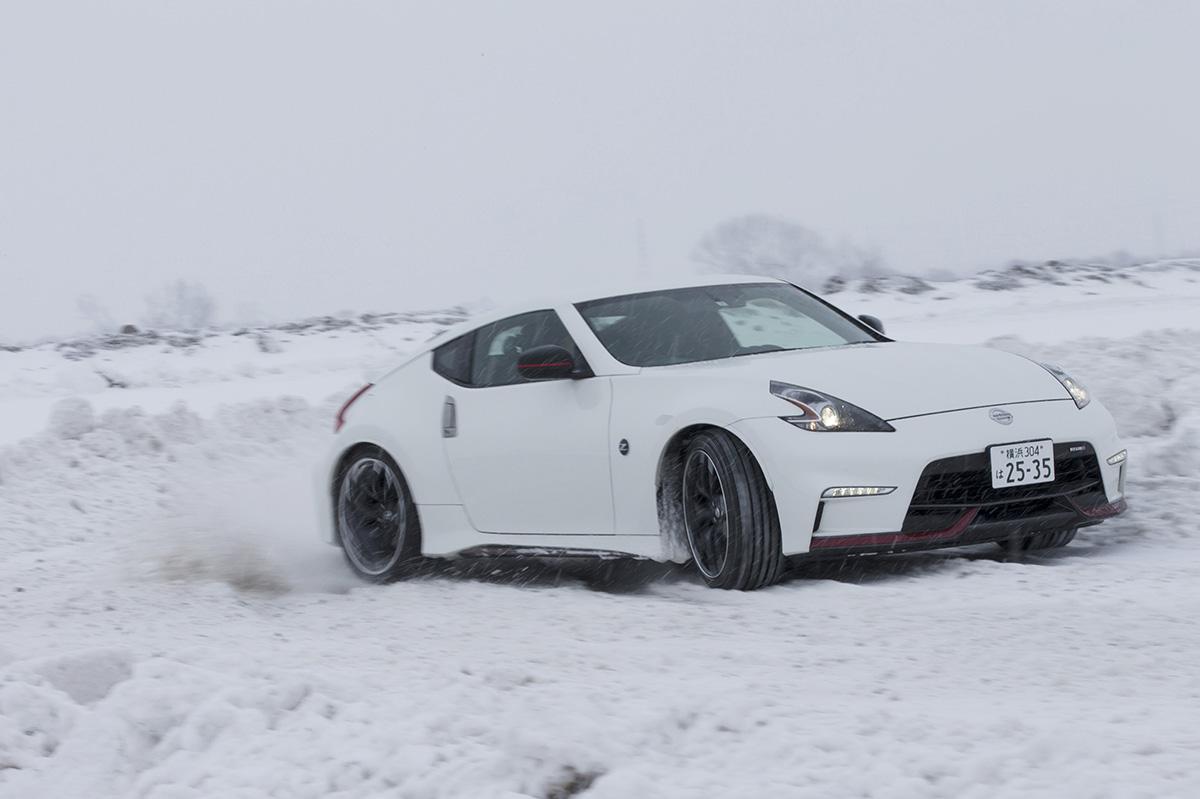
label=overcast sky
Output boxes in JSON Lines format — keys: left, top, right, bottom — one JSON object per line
{"left": 2, "top": 1, "right": 1198, "bottom": 340}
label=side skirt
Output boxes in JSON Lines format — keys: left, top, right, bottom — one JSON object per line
{"left": 453, "top": 545, "right": 655, "bottom": 561}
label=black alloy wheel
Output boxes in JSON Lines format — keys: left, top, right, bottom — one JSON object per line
{"left": 681, "top": 429, "right": 783, "bottom": 590}
{"left": 336, "top": 447, "right": 422, "bottom": 581}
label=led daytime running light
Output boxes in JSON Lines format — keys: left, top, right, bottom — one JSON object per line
{"left": 821, "top": 486, "right": 897, "bottom": 498}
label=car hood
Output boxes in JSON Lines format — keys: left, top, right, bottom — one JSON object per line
{"left": 653, "top": 342, "right": 1071, "bottom": 420}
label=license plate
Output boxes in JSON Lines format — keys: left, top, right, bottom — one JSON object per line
{"left": 989, "top": 439, "right": 1055, "bottom": 489}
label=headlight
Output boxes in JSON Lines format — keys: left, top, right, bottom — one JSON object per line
{"left": 1040, "top": 363, "right": 1090, "bottom": 409}
{"left": 770, "top": 381, "right": 895, "bottom": 432}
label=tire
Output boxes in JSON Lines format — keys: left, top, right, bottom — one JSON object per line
{"left": 999, "top": 527, "right": 1078, "bottom": 553}
{"left": 680, "top": 429, "right": 783, "bottom": 590}
{"left": 334, "top": 445, "right": 423, "bottom": 582}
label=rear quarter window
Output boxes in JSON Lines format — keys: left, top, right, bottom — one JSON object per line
{"left": 432, "top": 334, "right": 472, "bottom": 384}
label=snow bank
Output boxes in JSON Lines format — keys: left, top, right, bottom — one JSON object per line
{"left": 0, "top": 308, "right": 463, "bottom": 447}
{"left": 0, "top": 394, "right": 346, "bottom": 593}
{"left": 835, "top": 262, "right": 1200, "bottom": 345}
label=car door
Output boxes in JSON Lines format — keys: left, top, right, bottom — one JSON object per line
{"left": 436, "top": 309, "right": 614, "bottom": 535}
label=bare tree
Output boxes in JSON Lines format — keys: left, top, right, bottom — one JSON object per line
{"left": 693, "top": 214, "right": 883, "bottom": 288}
{"left": 77, "top": 294, "right": 115, "bottom": 332}
{"left": 143, "top": 280, "right": 217, "bottom": 331}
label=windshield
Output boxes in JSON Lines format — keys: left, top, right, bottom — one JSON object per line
{"left": 575, "top": 282, "right": 880, "bottom": 367}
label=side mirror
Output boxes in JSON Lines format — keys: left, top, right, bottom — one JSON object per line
{"left": 858, "top": 314, "right": 885, "bottom": 335}
{"left": 517, "top": 345, "right": 578, "bottom": 380}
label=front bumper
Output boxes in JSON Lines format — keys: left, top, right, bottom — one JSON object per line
{"left": 804, "top": 496, "right": 1127, "bottom": 557}
{"left": 731, "top": 398, "right": 1127, "bottom": 557}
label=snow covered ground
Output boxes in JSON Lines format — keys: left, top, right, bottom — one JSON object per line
{"left": 2, "top": 265, "right": 1200, "bottom": 797}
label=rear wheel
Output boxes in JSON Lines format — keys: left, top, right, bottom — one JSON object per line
{"left": 1000, "top": 527, "right": 1077, "bottom": 553}
{"left": 681, "top": 430, "right": 783, "bottom": 590}
{"left": 335, "top": 446, "right": 423, "bottom": 582}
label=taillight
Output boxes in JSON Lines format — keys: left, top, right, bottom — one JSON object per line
{"left": 335, "top": 384, "right": 373, "bottom": 432}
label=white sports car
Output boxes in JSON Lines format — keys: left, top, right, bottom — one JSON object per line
{"left": 316, "top": 275, "right": 1127, "bottom": 590}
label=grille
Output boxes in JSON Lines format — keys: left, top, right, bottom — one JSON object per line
{"left": 902, "top": 442, "right": 1105, "bottom": 533}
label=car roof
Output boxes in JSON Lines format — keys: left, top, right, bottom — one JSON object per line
{"left": 558, "top": 272, "right": 789, "bottom": 305}
{"left": 423, "top": 273, "right": 791, "bottom": 351}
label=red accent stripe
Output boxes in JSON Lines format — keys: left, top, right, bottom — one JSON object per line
{"left": 518, "top": 361, "right": 571, "bottom": 369}
{"left": 334, "top": 383, "right": 373, "bottom": 432}
{"left": 810, "top": 507, "right": 980, "bottom": 550}
{"left": 1067, "top": 497, "right": 1128, "bottom": 519}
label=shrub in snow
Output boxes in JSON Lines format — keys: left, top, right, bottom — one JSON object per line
{"left": 857, "top": 274, "right": 935, "bottom": 295}
{"left": 48, "top": 398, "right": 96, "bottom": 440}
{"left": 254, "top": 332, "right": 283, "bottom": 354}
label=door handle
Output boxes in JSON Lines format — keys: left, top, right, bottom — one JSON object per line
{"left": 442, "top": 396, "right": 457, "bottom": 438}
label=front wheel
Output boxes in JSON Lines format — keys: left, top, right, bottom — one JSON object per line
{"left": 335, "top": 446, "right": 423, "bottom": 582}
{"left": 681, "top": 430, "right": 783, "bottom": 590}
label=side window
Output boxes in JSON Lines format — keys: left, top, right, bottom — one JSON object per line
{"left": 470, "top": 310, "right": 578, "bottom": 388}
{"left": 432, "top": 333, "right": 472, "bottom": 385}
